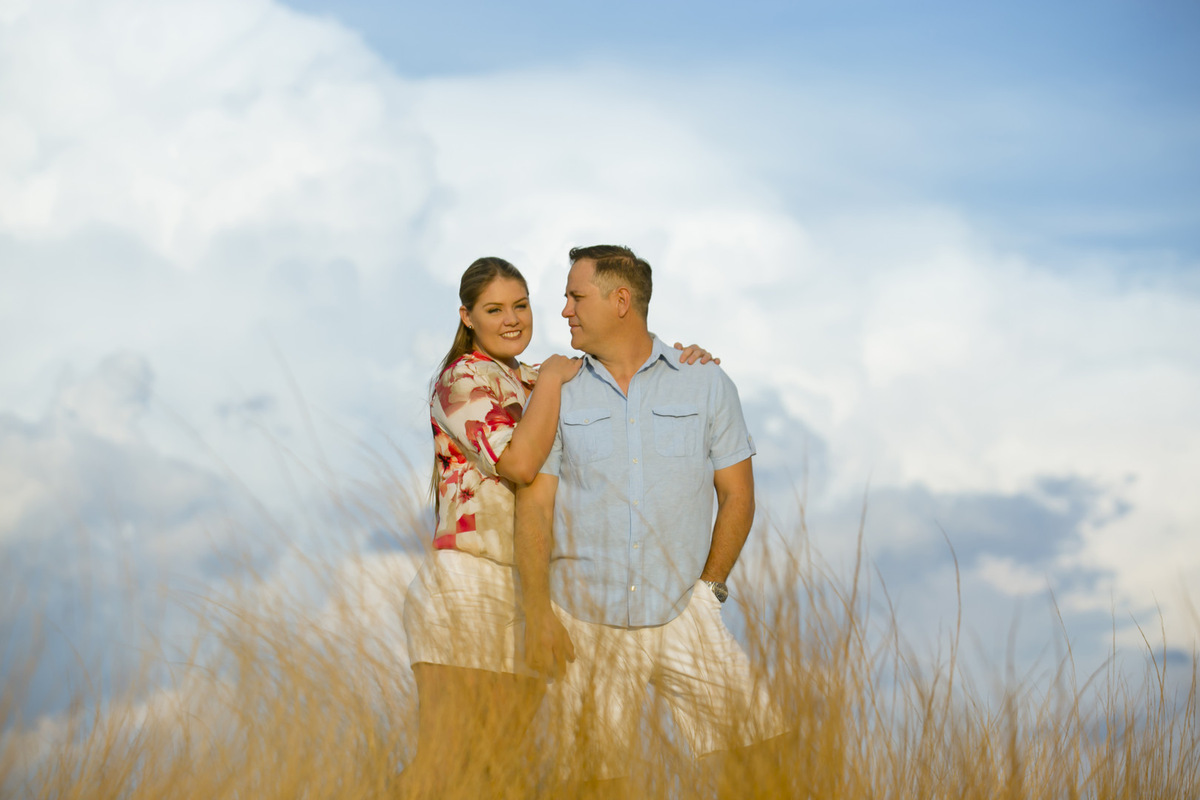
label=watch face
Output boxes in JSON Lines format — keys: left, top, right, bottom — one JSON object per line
{"left": 709, "top": 582, "right": 729, "bottom": 603}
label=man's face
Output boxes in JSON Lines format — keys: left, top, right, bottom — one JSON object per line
{"left": 562, "top": 258, "right": 615, "bottom": 354}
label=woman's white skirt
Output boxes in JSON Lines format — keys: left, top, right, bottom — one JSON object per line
{"left": 403, "top": 549, "right": 530, "bottom": 675}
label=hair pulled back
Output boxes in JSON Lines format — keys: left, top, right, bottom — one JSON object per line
{"left": 434, "top": 256, "right": 529, "bottom": 379}
{"left": 430, "top": 256, "right": 529, "bottom": 514}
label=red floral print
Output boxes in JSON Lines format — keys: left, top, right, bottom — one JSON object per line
{"left": 430, "top": 351, "right": 538, "bottom": 563}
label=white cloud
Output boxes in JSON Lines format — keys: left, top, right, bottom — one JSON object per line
{"left": 0, "top": 0, "right": 447, "bottom": 499}
{"left": 1, "top": 0, "right": 1198, "bottom": 724}
{"left": 0, "top": 0, "right": 432, "bottom": 268}
{"left": 976, "top": 554, "right": 1048, "bottom": 597}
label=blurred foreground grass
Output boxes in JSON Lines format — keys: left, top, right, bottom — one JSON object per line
{"left": 2, "top": 508, "right": 1197, "bottom": 800}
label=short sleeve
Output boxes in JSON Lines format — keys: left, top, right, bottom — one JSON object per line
{"left": 540, "top": 426, "right": 564, "bottom": 477}
{"left": 707, "top": 368, "right": 756, "bottom": 471}
{"left": 432, "top": 358, "right": 521, "bottom": 477}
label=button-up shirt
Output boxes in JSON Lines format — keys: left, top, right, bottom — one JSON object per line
{"left": 431, "top": 351, "right": 539, "bottom": 564}
{"left": 542, "top": 336, "right": 756, "bottom": 627}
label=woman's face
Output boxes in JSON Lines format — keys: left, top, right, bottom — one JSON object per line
{"left": 461, "top": 277, "right": 533, "bottom": 367}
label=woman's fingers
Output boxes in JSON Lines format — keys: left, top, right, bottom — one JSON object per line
{"left": 541, "top": 354, "right": 583, "bottom": 382}
{"left": 674, "top": 342, "right": 720, "bottom": 365}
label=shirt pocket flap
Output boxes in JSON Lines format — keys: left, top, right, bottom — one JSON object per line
{"left": 651, "top": 404, "right": 699, "bottom": 419}
{"left": 562, "top": 407, "right": 612, "bottom": 426}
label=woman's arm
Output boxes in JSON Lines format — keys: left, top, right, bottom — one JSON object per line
{"left": 493, "top": 355, "right": 581, "bottom": 485}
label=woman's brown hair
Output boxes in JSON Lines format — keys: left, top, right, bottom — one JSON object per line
{"left": 429, "top": 257, "right": 529, "bottom": 515}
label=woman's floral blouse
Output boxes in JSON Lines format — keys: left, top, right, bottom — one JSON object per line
{"left": 430, "top": 351, "right": 538, "bottom": 564}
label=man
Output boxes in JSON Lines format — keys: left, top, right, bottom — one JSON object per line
{"left": 515, "top": 244, "right": 784, "bottom": 784}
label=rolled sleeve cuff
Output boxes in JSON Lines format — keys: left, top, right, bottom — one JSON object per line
{"left": 710, "top": 435, "right": 756, "bottom": 471}
{"left": 475, "top": 424, "right": 516, "bottom": 477}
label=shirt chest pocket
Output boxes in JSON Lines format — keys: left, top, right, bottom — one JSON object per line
{"left": 652, "top": 404, "right": 700, "bottom": 457}
{"left": 562, "top": 407, "right": 614, "bottom": 463}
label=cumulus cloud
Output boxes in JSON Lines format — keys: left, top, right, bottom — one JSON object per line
{"left": 0, "top": 0, "right": 447, "bottom": 494}
{"left": 2, "top": 0, "right": 1198, "bottom": 726}
{"left": 0, "top": 0, "right": 432, "bottom": 264}
{"left": 0, "top": 0, "right": 448, "bottom": 727}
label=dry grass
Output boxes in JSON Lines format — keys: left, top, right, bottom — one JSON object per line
{"left": 2, "top": 505, "right": 1197, "bottom": 800}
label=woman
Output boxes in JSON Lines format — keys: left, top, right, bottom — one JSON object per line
{"left": 400, "top": 256, "right": 711, "bottom": 795}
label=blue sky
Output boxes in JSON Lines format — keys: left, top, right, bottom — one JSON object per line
{"left": 284, "top": 1, "right": 1198, "bottom": 91}
{"left": 1, "top": 0, "right": 1198, "bottom": 730}
{"left": 286, "top": 0, "right": 1200, "bottom": 259}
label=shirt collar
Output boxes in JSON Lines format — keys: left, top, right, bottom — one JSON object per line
{"left": 580, "top": 334, "right": 679, "bottom": 379}
{"left": 469, "top": 350, "right": 536, "bottom": 390}
{"left": 646, "top": 334, "right": 681, "bottom": 371}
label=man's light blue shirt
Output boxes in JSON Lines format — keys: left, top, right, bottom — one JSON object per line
{"left": 541, "top": 335, "right": 756, "bottom": 628}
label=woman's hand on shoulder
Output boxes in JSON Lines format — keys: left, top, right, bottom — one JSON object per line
{"left": 674, "top": 342, "right": 720, "bottom": 365}
{"left": 538, "top": 354, "right": 583, "bottom": 385}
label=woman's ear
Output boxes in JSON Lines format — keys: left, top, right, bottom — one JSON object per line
{"left": 459, "top": 306, "right": 472, "bottom": 330}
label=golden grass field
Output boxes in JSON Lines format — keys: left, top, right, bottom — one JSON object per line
{"left": 2, "top": 500, "right": 1197, "bottom": 799}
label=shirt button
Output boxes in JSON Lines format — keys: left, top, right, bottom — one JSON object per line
{"left": 632, "top": 500, "right": 639, "bottom": 506}
{"left": 632, "top": 458, "right": 638, "bottom": 464}
{"left": 630, "top": 585, "right": 637, "bottom": 592}
{"left": 633, "top": 542, "right": 640, "bottom": 549}
{"left": 629, "top": 418, "right": 635, "bottom": 424}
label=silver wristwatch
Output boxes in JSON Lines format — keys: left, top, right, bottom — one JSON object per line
{"left": 702, "top": 579, "right": 729, "bottom": 603}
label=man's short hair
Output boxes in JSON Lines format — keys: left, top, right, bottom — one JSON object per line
{"left": 568, "top": 245, "right": 652, "bottom": 321}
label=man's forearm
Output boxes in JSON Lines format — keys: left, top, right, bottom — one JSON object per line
{"left": 700, "top": 493, "right": 754, "bottom": 582}
{"left": 701, "top": 458, "right": 756, "bottom": 583}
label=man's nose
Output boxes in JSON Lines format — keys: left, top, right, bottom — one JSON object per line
{"left": 561, "top": 299, "right": 572, "bottom": 318}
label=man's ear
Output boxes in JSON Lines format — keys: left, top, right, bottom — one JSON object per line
{"left": 614, "top": 286, "right": 633, "bottom": 318}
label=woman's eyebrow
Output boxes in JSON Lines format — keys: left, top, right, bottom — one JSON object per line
{"left": 481, "top": 296, "right": 529, "bottom": 309}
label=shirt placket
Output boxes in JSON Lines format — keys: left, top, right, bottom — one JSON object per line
{"left": 625, "top": 373, "right": 646, "bottom": 628}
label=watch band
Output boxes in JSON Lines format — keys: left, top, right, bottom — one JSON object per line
{"left": 702, "top": 579, "right": 729, "bottom": 603}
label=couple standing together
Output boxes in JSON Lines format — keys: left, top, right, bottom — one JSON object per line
{"left": 401, "top": 245, "right": 785, "bottom": 794}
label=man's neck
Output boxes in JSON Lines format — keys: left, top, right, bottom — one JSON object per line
{"left": 592, "top": 330, "right": 654, "bottom": 395}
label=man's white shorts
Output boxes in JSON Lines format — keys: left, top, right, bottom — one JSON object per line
{"left": 549, "top": 579, "right": 787, "bottom": 778}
